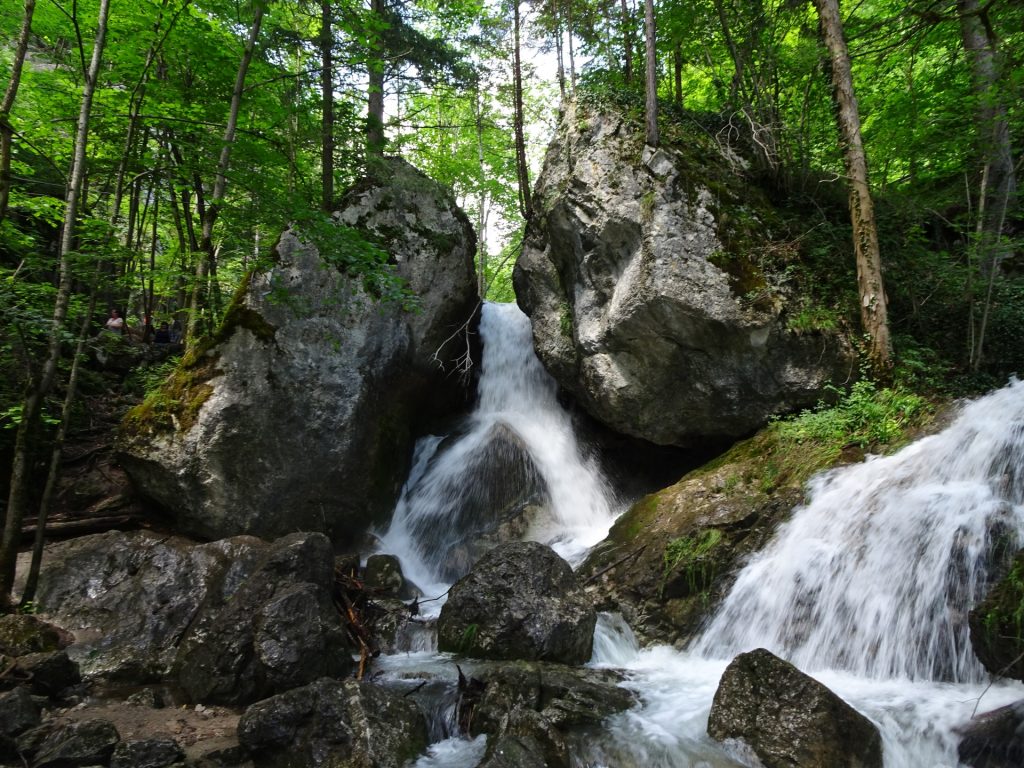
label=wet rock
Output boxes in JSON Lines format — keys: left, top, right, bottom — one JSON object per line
{"left": 173, "top": 533, "right": 352, "bottom": 705}
{"left": 120, "top": 158, "right": 478, "bottom": 545}
{"left": 514, "top": 101, "right": 854, "bottom": 446}
{"left": 0, "top": 686, "right": 40, "bottom": 739}
{"left": 14, "top": 650, "right": 80, "bottom": 697}
{"left": 363, "top": 554, "right": 407, "bottom": 596}
{"left": 110, "top": 737, "right": 185, "bottom": 768}
{"left": 707, "top": 648, "right": 882, "bottom": 768}
{"left": 0, "top": 615, "right": 73, "bottom": 656}
{"left": 437, "top": 542, "right": 596, "bottom": 664}
{"left": 969, "top": 550, "right": 1024, "bottom": 681}
{"left": 465, "top": 660, "right": 634, "bottom": 768}
{"left": 958, "top": 699, "right": 1024, "bottom": 768}
{"left": 31, "top": 718, "right": 120, "bottom": 768}
{"left": 30, "top": 530, "right": 266, "bottom": 681}
{"left": 237, "top": 677, "right": 428, "bottom": 768}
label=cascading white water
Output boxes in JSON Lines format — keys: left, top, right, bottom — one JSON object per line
{"left": 376, "top": 304, "right": 1024, "bottom": 767}
{"left": 376, "top": 301, "right": 619, "bottom": 602}
{"left": 694, "top": 378, "right": 1024, "bottom": 682}
{"left": 584, "top": 379, "right": 1024, "bottom": 767}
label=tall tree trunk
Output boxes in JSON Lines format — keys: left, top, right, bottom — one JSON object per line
{"left": 643, "top": 0, "right": 659, "bottom": 146}
{"left": 813, "top": 0, "right": 892, "bottom": 375}
{"left": 187, "top": 2, "right": 265, "bottom": 345}
{"left": 673, "top": 42, "right": 683, "bottom": 107}
{"left": 566, "top": 0, "right": 577, "bottom": 90}
{"left": 620, "top": 0, "right": 633, "bottom": 84}
{"left": 0, "top": 0, "right": 111, "bottom": 603}
{"left": 0, "top": 0, "right": 36, "bottom": 224}
{"left": 366, "top": 0, "right": 387, "bottom": 157}
{"left": 512, "top": 1, "right": 532, "bottom": 217}
{"left": 320, "top": 0, "right": 335, "bottom": 210}
{"left": 555, "top": 8, "right": 566, "bottom": 103}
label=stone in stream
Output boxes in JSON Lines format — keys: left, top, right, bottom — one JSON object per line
{"left": 707, "top": 648, "right": 883, "bottom": 768}
{"left": 957, "top": 699, "right": 1024, "bottom": 768}
{"left": 237, "top": 677, "right": 428, "bottom": 768}
{"left": 969, "top": 549, "right": 1024, "bottom": 682}
{"left": 437, "top": 541, "right": 597, "bottom": 664}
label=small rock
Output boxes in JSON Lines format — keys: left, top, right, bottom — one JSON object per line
{"left": 32, "top": 718, "right": 120, "bottom": 768}
{"left": 0, "top": 615, "right": 73, "bottom": 656}
{"left": 958, "top": 699, "right": 1024, "bottom": 768}
{"left": 14, "top": 650, "right": 81, "bottom": 697}
{"left": 0, "top": 686, "right": 40, "bottom": 738}
{"left": 110, "top": 737, "right": 184, "bottom": 768}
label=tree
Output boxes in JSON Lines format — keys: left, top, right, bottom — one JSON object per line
{"left": 0, "top": 0, "right": 35, "bottom": 224}
{"left": 812, "top": 0, "right": 892, "bottom": 375}
{"left": 643, "top": 0, "right": 658, "bottom": 146}
{"left": 0, "top": 0, "right": 112, "bottom": 603}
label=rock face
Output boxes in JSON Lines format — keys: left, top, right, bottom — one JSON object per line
{"left": 707, "top": 648, "right": 883, "bottom": 768}
{"left": 237, "top": 677, "right": 428, "bottom": 768}
{"left": 514, "top": 100, "right": 854, "bottom": 445}
{"left": 30, "top": 530, "right": 351, "bottom": 699}
{"left": 969, "top": 550, "right": 1024, "bottom": 681}
{"left": 437, "top": 542, "right": 596, "bottom": 664}
{"left": 120, "top": 158, "right": 477, "bottom": 543}
{"left": 958, "top": 699, "right": 1024, "bottom": 768}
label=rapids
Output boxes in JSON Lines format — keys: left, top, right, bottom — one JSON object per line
{"left": 376, "top": 302, "right": 1024, "bottom": 767}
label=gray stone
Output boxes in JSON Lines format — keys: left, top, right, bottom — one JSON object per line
{"left": 14, "top": 650, "right": 80, "bottom": 697}
{"left": 957, "top": 699, "right": 1024, "bottom": 768}
{"left": 120, "top": 157, "right": 478, "bottom": 544}
{"left": 707, "top": 648, "right": 882, "bottom": 768}
{"left": 237, "top": 677, "right": 428, "bottom": 768}
{"left": 31, "top": 530, "right": 266, "bottom": 681}
{"left": 437, "top": 542, "right": 596, "bottom": 664}
{"left": 0, "top": 615, "right": 73, "bottom": 656}
{"left": 110, "top": 738, "right": 185, "bottom": 768}
{"left": 32, "top": 718, "right": 120, "bottom": 768}
{"left": 173, "top": 533, "right": 352, "bottom": 705}
{"left": 363, "top": 554, "right": 406, "bottom": 596}
{"left": 0, "top": 686, "right": 40, "bottom": 739}
{"left": 514, "top": 101, "right": 854, "bottom": 445}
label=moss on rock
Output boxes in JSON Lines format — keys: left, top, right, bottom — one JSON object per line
{"left": 970, "top": 551, "right": 1024, "bottom": 681}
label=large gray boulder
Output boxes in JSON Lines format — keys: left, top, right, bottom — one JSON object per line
{"left": 237, "top": 677, "right": 428, "bottom": 768}
{"left": 958, "top": 699, "right": 1024, "bottom": 768}
{"left": 437, "top": 542, "right": 596, "bottom": 664}
{"left": 514, "top": 101, "right": 854, "bottom": 445}
{"left": 707, "top": 648, "right": 882, "bottom": 768}
{"left": 28, "top": 530, "right": 351, "bottom": 697}
{"left": 120, "top": 158, "right": 477, "bottom": 543}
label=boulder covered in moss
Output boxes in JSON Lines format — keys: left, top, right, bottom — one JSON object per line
{"left": 513, "top": 99, "right": 854, "bottom": 446}
{"left": 969, "top": 550, "right": 1024, "bottom": 680}
{"left": 119, "top": 158, "right": 477, "bottom": 542}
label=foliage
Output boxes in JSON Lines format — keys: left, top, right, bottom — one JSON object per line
{"left": 662, "top": 528, "right": 723, "bottom": 595}
{"left": 776, "top": 379, "right": 928, "bottom": 449}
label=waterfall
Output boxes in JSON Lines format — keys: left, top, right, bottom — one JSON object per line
{"left": 693, "top": 378, "right": 1024, "bottom": 682}
{"left": 376, "top": 301, "right": 619, "bottom": 601}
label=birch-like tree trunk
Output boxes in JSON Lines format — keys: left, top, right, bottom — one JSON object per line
{"left": 321, "top": 0, "right": 335, "bottom": 209}
{"left": 643, "top": 0, "right": 659, "bottom": 147}
{"left": 0, "top": 0, "right": 36, "bottom": 224}
{"left": 513, "top": 1, "right": 532, "bottom": 216}
{"left": 813, "top": 0, "right": 892, "bottom": 375}
{"left": 0, "top": 0, "right": 111, "bottom": 603}
{"left": 187, "top": 1, "right": 266, "bottom": 344}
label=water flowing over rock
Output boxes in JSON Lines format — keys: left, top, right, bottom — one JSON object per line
{"left": 957, "top": 699, "right": 1024, "bottom": 768}
{"left": 707, "top": 648, "right": 882, "bottom": 768}
{"left": 120, "top": 157, "right": 477, "bottom": 543}
{"left": 970, "top": 549, "right": 1024, "bottom": 681}
{"left": 514, "top": 100, "right": 854, "bottom": 445}
{"left": 437, "top": 542, "right": 596, "bottom": 664}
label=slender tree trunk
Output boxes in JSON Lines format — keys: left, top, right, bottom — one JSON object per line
{"left": 813, "top": 0, "right": 892, "bottom": 375}
{"left": 0, "top": 0, "right": 111, "bottom": 603}
{"left": 366, "top": 0, "right": 387, "bottom": 157}
{"left": 621, "top": 0, "right": 633, "bottom": 84}
{"left": 512, "top": 0, "right": 532, "bottom": 217}
{"left": 320, "top": 0, "right": 335, "bottom": 210}
{"left": 673, "top": 42, "right": 683, "bottom": 107}
{"left": 20, "top": 287, "right": 98, "bottom": 608}
{"left": 0, "top": 0, "right": 36, "bottom": 224}
{"left": 566, "top": 0, "right": 577, "bottom": 90}
{"left": 187, "top": 3, "right": 265, "bottom": 345}
{"left": 643, "top": 0, "right": 659, "bottom": 147}
{"left": 555, "top": 9, "right": 566, "bottom": 103}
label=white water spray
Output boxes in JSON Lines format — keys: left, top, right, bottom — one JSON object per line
{"left": 376, "top": 302, "right": 619, "bottom": 600}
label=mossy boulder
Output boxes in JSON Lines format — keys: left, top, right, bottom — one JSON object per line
{"left": 514, "top": 99, "right": 855, "bottom": 446}
{"left": 970, "top": 550, "right": 1024, "bottom": 680}
{"left": 119, "top": 158, "right": 477, "bottom": 544}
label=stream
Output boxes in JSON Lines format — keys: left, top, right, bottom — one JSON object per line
{"left": 375, "top": 301, "right": 1024, "bottom": 767}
